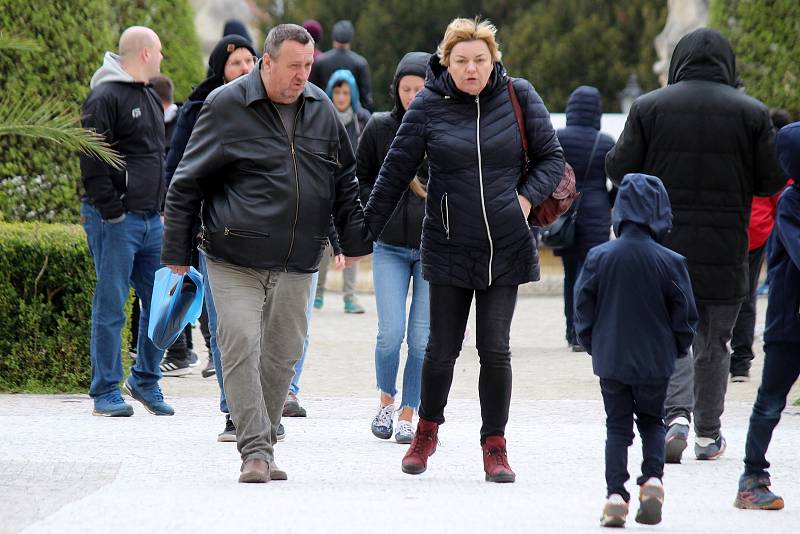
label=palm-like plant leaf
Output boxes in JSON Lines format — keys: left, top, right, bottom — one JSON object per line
{"left": 0, "top": 95, "right": 124, "bottom": 169}
{"left": 0, "top": 33, "right": 42, "bottom": 52}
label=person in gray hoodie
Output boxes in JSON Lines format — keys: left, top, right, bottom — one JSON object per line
{"left": 80, "top": 26, "right": 172, "bottom": 417}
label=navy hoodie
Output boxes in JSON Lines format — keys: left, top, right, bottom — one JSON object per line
{"left": 764, "top": 122, "right": 800, "bottom": 344}
{"left": 575, "top": 173, "right": 699, "bottom": 384}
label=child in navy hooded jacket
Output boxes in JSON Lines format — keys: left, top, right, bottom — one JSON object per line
{"left": 734, "top": 121, "right": 800, "bottom": 511}
{"left": 575, "top": 173, "right": 698, "bottom": 527}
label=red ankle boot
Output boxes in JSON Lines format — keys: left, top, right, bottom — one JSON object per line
{"left": 401, "top": 418, "right": 439, "bottom": 475}
{"left": 482, "top": 435, "right": 516, "bottom": 483}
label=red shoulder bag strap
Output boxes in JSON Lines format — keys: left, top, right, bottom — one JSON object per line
{"left": 507, "top": 78, "right": 530, "bottom": 174}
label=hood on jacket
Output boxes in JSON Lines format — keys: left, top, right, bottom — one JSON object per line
{"left": 390, "top": 52, "right": 430, "bottom": 119}
{"left": 90, "top": 52, "right": 135, "bottom": 89}
{"left": 325, "top": 69, "right": 361, "bottom": 112}
{"left": 668, "top": 28, "right": 736, "bottom": 86}
{"left": 612, "top": 173, "right": 673, "bottom": 242}
{"left": 777, "top": 121, "right": 800, "bottom": 181}
{"left": 565, "top": 85, "right": 602, "bottom": 129}
{"left": 426, "top": 53, "right": 507, "bottom": 99}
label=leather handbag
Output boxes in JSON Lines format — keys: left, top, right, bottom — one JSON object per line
{"left": 507, "top": 78, "right": 578, "bottom": 227}
{"left": 541, "top": 132, "right": 601, "bottom": 249}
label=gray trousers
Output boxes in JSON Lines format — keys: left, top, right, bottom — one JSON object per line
{"left": 317, "top": 243, "right": 358, "bottom": 300}
{"left": 205, "top": 258, "right": 312, "bottom": 463}
{"left": 665, "top": 303, "right": 742, "bottom": 439}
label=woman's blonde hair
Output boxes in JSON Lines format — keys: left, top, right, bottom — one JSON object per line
{"left": 437, "top": 17, "right": 502, "bottom": 67}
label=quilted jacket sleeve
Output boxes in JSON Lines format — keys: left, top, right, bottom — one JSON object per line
{"left": 515, "top": 79, "right": 565, "bottom": 208}
{"left": 363, "top": 94, "right": 427, "bottom": 241}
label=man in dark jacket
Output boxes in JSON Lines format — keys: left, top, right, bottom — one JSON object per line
{"left": 605, "top": 28, "right": 786, "bottom": 463}
{"left": 734, "top": 122, "right": 800, "bottom": 511}
{"left": 161, "top": 24, "right": 371, "bottom": 483}
{"left": 80, "top": 26, "right": 173, "bottom": 418}
{"left": 575, "top": 173, "right": 698, "bottom": 526}
{"left": 308, "top": 20, "right": 373, "bottom": 111}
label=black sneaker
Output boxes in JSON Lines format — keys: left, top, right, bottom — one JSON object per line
{"left": 277, "top": 422, "right": 286, "bottom": 442}
{"left": 187, "top": 350, "right": 199, "bottom": 367}
{"left": 218, "top": 414, "right": 236, "bottom": 442}
{"left": 160, "top": 354, "right": 192, "bottom": 377}
{"left": 201, "top": 358, "right": 216, "bottom": 378}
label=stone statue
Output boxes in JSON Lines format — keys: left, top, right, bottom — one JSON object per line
{"left": 190, "top": 0, "right": 268, "bottom": 61}
{"left": 654, "top": 0, "right": 710, "bottom": 86}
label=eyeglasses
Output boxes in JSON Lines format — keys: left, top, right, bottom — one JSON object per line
{"left": 227, "top": 55, "right": 257, "bottom": 69}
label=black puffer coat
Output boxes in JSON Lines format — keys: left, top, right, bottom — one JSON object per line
{"left": 364, "top": 56, "right": 564, "bottom": 289}
{"left": 606, "top": 28, "right": 786, "bottom": 304}
{"left": 358, "top": 52, "right": 430, "bottom": 249}
{"left": 555, "top": 86, "right": 615, "bottom": 259}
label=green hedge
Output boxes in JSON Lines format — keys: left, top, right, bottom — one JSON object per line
{"left": 0, "top": 0, "right": 203, "bottom": 224}
{"left": 711, "top": 0, "right": 800, "bottom": 115}
{"left": 0, "top": 223, "right": 125, "bottom": 392}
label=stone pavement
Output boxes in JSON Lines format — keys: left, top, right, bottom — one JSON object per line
{"left": 2, "top": 295, "right": 799, "bottom": 533}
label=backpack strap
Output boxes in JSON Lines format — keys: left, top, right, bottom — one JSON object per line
{"left": 583, "top": 132, "right": 602, "bottom": 182}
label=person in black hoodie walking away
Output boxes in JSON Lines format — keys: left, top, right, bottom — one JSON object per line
{"left": 80, "top": 26, "right": 173, "bottom": 418}
{"left": 555, "top": 86, "right": 615, "bottom": 352}
{"left": 359, "top": 52, "right": 429, "bottom": 445}
{"left": 309, "top": 20, "right": 373, "bottom": 111}
{"left": 733, "top": 122, "right": 800, "bottom": 511}
{"left": 575, "top": 173, "right": 698, "bottom": 527}
{"left": 365, "top": 18, "right": 564, "bottom": 482}
{"left": 606, "top": 28, "right": 786, "bottom": 464}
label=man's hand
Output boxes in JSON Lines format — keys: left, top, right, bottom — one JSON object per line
{"left": 334, "top": 254, "right": 346, "bottom": 270}
{"left": 344, "top": 255, "right": 369, "bottom": 267}
{"left": 167, "top": 265, "right": 190, "bottom": 275}
{"left": 518, "top": 194, "right": 532, "bottom": 219}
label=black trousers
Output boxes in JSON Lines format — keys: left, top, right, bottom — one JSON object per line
{"left": 419, "top": 283, "right": 518, "bottom": 442}
{"left": 730, "top": 245, "right": 766, "bottom": 375}
{"left": 600, "top": 378, "right": 668, "bottom": 502}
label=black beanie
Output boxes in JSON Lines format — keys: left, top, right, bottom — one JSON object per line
{"left": 206, "top": 34, "right": 258, "bottom": 82}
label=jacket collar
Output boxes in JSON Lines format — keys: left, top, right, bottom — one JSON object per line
{"left": 244, "top": 59, "right": 324, "bottom": 106}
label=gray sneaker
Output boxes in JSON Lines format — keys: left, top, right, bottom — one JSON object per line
{"left": 665, "top": 421, "right": 689, "bottom": 464}
{"left": 276, "top": 422, "right": 286, "bottom": 442}
{"left": 695, "top": 434, "right": 726, "bottom": 460}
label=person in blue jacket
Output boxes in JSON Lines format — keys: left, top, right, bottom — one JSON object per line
{"left": 555, "top": 86, "right": 616, "bottom": 351}
{"left": 575, "top": 173, "right": 698, "bottom": 527}
{"left": 734, "top": 122, "right": 800, "bottom": 511}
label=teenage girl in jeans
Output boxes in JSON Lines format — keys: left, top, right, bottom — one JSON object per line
{"left": 357, "top": 52, "right": 431, "bottom": 444}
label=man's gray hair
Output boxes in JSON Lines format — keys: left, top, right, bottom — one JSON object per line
{"left": 263, "top": 24, "right": 314, "bottom": 58}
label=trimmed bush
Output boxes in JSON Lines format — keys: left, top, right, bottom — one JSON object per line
{"left": 0, "top": 223, "right": 93, "bottom": 392}
{"left": 0, "top": 0, "right": 204, "bottom": 224}
{"left": 711, "top": 0, "right": 800, "bottom": 115}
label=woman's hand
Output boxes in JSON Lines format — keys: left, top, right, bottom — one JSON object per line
{"left": 334, "top": 254, "right": 346, "bottom": 270}
{"left": 518, "top": 194, "right": 532, "bottom": 219}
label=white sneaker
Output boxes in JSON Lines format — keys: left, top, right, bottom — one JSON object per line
{"left": 371, "top": 404, "right": 395, "bottom": 440}
{"left": 636, "top": 478, "right": 664, "bottom": 525}
{"left": 601, "top": 493, "right": 628, "bottom": 528}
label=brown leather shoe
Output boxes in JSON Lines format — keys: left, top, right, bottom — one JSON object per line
{"left": 238, "top": 458, "right": 270, "bottom": 483}
{"left": 269, "top": 460, "right": 288, "bottom": 481}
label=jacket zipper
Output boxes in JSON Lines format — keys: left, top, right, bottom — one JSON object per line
{"left": 271, "top": 101, "right": 305, "bottom": 272}
{"left": 475, "top": 96, "right": 493, "bottom": 285}
{"left": 440, "top": 192, "right": 450, "bottom": 239}
{"left": 224, "top": 227, "right": 269, "bottom": 238}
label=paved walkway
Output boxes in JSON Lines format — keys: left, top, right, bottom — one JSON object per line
{"left": 2, "top": 295, "right": 799, "bottom": 533}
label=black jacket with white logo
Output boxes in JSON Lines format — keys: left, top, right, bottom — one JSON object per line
{"left": 80, "top": 52, "right": 165, "bottom": 220}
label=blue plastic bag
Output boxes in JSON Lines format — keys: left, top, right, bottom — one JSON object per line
{"left": 148, "top": 266, "right": 205, "bottom": 350}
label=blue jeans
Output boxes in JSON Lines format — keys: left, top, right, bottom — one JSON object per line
{"left": 744, "top": 342, "right": 800, "bottom": 476}
{"left": 372, "top": 241, "right": 430, "bottom": 410}
{"left": 600, "top": 378, "right": 668, "bottom": 502}
{"left": 199, "top": 253, "right": 227, "bottom": 413}
{"left": 81, "top": 203, "right": 163, "bottom": 397}
{"left": 289, "top": 271, "right": 319, "bottom": 395}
